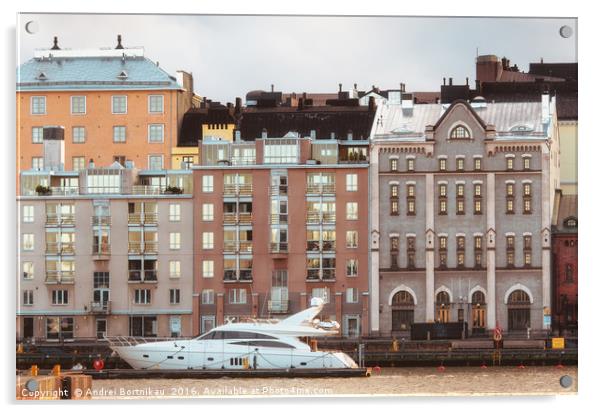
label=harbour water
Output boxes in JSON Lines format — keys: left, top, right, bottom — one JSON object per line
{"left": 90, "top": 366, "right": 577, "bottom": 398}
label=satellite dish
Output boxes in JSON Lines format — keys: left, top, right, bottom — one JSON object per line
{"left": 25, "top": 21, "right": 39, "bottom": 34}
{"left": 559, "top": 25, "right": 573, "bottom": 39}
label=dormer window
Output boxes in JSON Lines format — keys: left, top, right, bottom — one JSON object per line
{"left": 117, "top": 71, "right": 128, "bottom": 80}
{"left": 37, "top": 72, "right": 47, "bottom": 81}
{"left": 510, "top": 125, "right": 534, "bottom": 134}
{"left": 450, "top": 125, "right": 470, "bottom": 139}
{"left": 564, "top": 217, "right": 577, "bottom": 228}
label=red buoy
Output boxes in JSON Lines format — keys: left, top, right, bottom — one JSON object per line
{"left": 517, "top": 362, "right": 525, "bottom": 369}
{"left": 480, "top": 362, "right": 488, "bottom": 369}
{"left": 93, "top": 359, "right": 105, "bottom": 371}
{"left": 437, "top": 363, "right": 446, "bottom": 372}
{"left": 373, "top": 366, "right": 381, "bottom": 375}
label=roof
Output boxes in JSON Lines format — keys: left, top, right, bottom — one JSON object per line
{"left": 17, "top": 55, "right": 181, "bottom": 91}
{"left": 498, "top": 70, "right": 565, "bottom": 83}
{"left": 179, "top": 106, "right": 237, "bottom": 146}
{"left": 552, "top": 193, "right": 578, "bottom": 233}
{"left": 373, "top": 100, "right": 549, "bottom": 138}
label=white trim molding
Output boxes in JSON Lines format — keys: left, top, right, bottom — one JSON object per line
{"left": 505, "top": 179, "right": 515, "bottom": 184}
{"left": 522, "top": 179, "right": 533, "bottom": 184}
{"left": 473, "top": 154, "right": 483, "bottom": 159}
{"left": 505, "top": 154, "right": 516, "bottom": 158}
{"left": 388, "top": 285, "right": 418, "bottom": 306}
{"left": 456, "top": 233, "right": 466, "bottom": 237}
{"left": 406, "top": 181, "right": 416, "bottom": 185}
{"left": 389, "top": 233, "right": 400, "bottom": 238}
{"left": 455, "top": 180, "right": 466, "bottom": 184}
{"left": 389, "top": 155, "right": 400, "bottom": 160}
{"left": 405, "top": 233, "right": 416, "bottom": 238}
{"left": 437, "top": 155, "right": 448, "bottom": 159}
{"left": 437, "top": 180, "right": 449, "bottom": 185}
{"left": 503, "top": 283, "right": 534, "bottom": 304}
{"left": 435, "top": 285, "right": 453, "bottom": 303}
{"left": 437, "top": 233, "right": 448, "bottom": 238}
{"left": 473, "top": 232, "right": 484, "bottom": 237}
{"left": 504, "top": 232, "right": 516, "bottom": 237}
{"left": 523, "top": 232, "right": 533, "bottom": 236}
{"left": 521, "top": 154, "right": 533, "bottom": 158}
{"left": 455, "top": 155, "right": 466, "bottom": 159}
{"left": 469, "top": 285, "right": 487, "bottom": 300}
{"left": 472, "top": 180, "right": 483, "bottom": 184}
{"left": 389, "top": 180, "right": 400, "bottom": 185}
{"left": 405, "top": 155, "right": 416, "bottom": 159}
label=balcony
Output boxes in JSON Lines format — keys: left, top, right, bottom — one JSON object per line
{"left": 306, "top": 211, "right": 336, "bottom": 224}
{"left": 306, "top": 240, "right": 336, "bottom": 252}
{"left": 269, "top": 242, "right": 288, "bottom": 253}
{"left": 306, "top": 183, "right": 335, "bottom": 195}
{"left": 92, "top": 244, "right": 111, "bottom": 259}
{"left": 89, "top": 301, "right": 111, "bottom": 314}
{"left": 223, "top": 241, "right": 253, "bottom": 253}
{"left": 269, "top": 185, "right": 288, "bottom": 196}
{"left": 92, "top": 216, "right": 111, "bottom": 226}
{"left": 49, "top": 186, "right": 80, "bottom": 196}
{"left": 128, "top": 269, "right": 158, "bottom": 283}
{"left": 45, "top": 271, "right": 75, "bottom": 284}
{"left": 223, "top": 270, "right": 253, "bottom": 283}
{"left": 270, "top": 214, "right": 288, "bottom": 224}
{"left": 128, "top": 241, "right": 158, "bottom": 255}
{"left": 223, "top": 183, "right": 253, "bottom": 197}
{"left": 131, "top": 185, "right": 164, "bottom": 196}
{"left": 45, "top": 242, "right": 75, "bottom": 255}
{"left": 306, "top": 269, "right": 336, "bottom": 282}
{"left": 268, "top": 300, "right": 289, "bottom": 314}
{"left": 128, "top": 213, "right": 158, "bottom": 225}
{"left": 223, "top": 212, "right": 253, "bottom": 225}
{"left": 45, "top": 214, "right": 75, "bottom": 226}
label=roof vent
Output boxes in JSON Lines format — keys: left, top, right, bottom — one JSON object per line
{"left": 471, "top": 96, "right": 487, "bottom": 109}
{"left": 50, "top": 36, "right": 60, "bottom": 50}
{"left": 117, "top": 70, "right": 128, "bottom": 80}
{"left": 37, "top": 72, "right": 47, "bottom": 81}
{"left": 115, "top": 34, "right": 124, "bottom": 50}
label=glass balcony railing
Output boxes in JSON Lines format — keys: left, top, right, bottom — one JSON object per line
{"left": 270, "top": 214, "right": 288, "bottom": 224}
{"left": 306, "top": 211, "right": 336, "bottom": 224}
{"left": 92, "top": 243, "right": 111, "bottom": 255}
{"left": 306, "top": 183, "right": 335, "bottom": 195}
{"left": 45, "top": 214, "right": 76, "bottom": 226}
{"left": 128, "top": 270, "right": 157, "bottom": 283}
{"left": 45, "top": 242, "right": 75, "bottom": 255}
{"left": 306, "top": 269, "right": 336, "bottom": 282}
{"left": 223, "top": 213, "right": 253, "bottom": 225}
{"left": 92, "top": 216, "right": 111, "bottom": 226}
{"left": 127, "top": 212, "right": 158, "bottom": 225}
{"left": 223, "top": 270, "right": 253, "bottom": 282}
{"left": 223, "top": 183, "right": 253, "bottom": 196}
{"left": 45, "top": 271, "right": 75, "bottom": 284}
{"left": 269, "top": 242, "right": 288, "bottom": 253}
{"left": 223, "top": 241, "right": 253, "bottom": 253}
{"left": 268, "top": 300, "right": 289, "bottom": 313}
{"left": 128, "top": 241, "right": 158, "bottom": 254}
{"left": 89, "top": 301, "right": 111, "bottom": 314}
{"left": 306, "top": 240, "right": 335, "bottom": 252}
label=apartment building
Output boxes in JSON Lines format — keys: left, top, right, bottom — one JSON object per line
{"left": 17, "top": 36, "right": 196, "bottom": 176}
{"left": 369, "top": 93, "right": 560, "bottom": 336}
{"left": 17, "top": 129, "right": 194, "bottom": 340}
{"left": 191, "top": 99, "right": 375, "bottom": 337}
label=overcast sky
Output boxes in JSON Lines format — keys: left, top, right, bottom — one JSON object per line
{"left": 17, "top": 14, "right": 577, "bottom": 103}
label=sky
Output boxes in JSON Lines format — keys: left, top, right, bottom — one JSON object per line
{"left": 17, "top": 14, "right": 577, "bottom": 103}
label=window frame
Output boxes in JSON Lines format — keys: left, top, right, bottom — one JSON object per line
{"left": 148, "top": 95, "right": 165, "bottom": 114}
{"left": 148, "top": 124, "right": 165, "bottom": 143}
{"left": 31, "top": 96, "right": 47, "bottom": 115}
{"left": 70, "top": 96, "right": 86, "bottom": 115}
{"left": 111, "top": 95, "right": 128, "bottom": 114}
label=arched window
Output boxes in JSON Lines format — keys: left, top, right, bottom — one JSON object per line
{"left": 564, "top": 217, "right": 577, "bottom": 228}
{"left": 471, "top": 291, "right": 486, "bottom": 306}
{"left": 507, "top": 289, "right": 531, "bottom": 331}
{"left": 471, "top": 291, "right": 486, "bottom": 331}
{"left": 450, "top": 125, "right": 470, "bottom": 139}
{"left": 435, "top": 291, "right": 451, "bottom": 323}
{"left": 391, "top": 290, "right": 414, "bottom": 332}
{"left": 392, "top": 290, "right": 414, "bottom": 306}
{"left": 508, "top": 290, "right": 530, "bottom": 304}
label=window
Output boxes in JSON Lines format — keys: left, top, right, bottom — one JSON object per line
{"left": 506, "top": 157, "right": 514, "bottom": 170}
{"left": 71, "top": 126, "right": 86, "bottom": 144}
{"left": 169, "top": 204, "right": 181, "bottom": 221}
{"left": 32, "top": 157, "right": 44, "bottom": 170}
{"left": 439, "top": 184, "right": 447, "bottom": 197}
{"left": 523, "top": 235, "right": 532, "bottom": 267}
{"left": 407, "top": 158, "right": 415, "bottom": 171}
{"left": 134, "top": 289, "right": 151, "bottom": 304}
{"left": 149, "top": 155, "right": 163, "bottom": 170}
{"left": 457, "top": 236, "right": 465, "bottom": 268}
{"left": 169, "top": 232, "right": 181, "bottom": 250}
{"left": 312, "top": 287, "right": 330, "bottom": 304}
{"left": 202, "top": 260, "right": 214, "bottom": 278}
{"left": 202, "top": 175, "right": 214, "bottom": 192}
{"left": 474, "top": 157, "right": 482, "bottom": 171}
{"left": 407, "top": 236, "right": 416, "bottom": 269}
{"left": 23, "top": 290, "right": 34, "bottom": 306}
{"left": 201, "top": 289, "right": 215, "bottom": 304}
{"left": 346, "top": 230, "right": 359, "bottom": 248}
{"left": 390, "top": 184, "right": 399, "bottom": 198}
{"left": 450, "top": 125, "right": 470, "bottom": 139}
{"left": 390, "top": 199, "right": 399, "bottom": 215}
{"left": 32, "top": 127, "right": 43, "bottom": 143}
{"left": 70, "top": 96, "right": 86, "bottom": 114}
{"left": 23, "top": 262, "right": 34, "bottom": 280}
{"left": 346, "top": 174, "right": 358, "bottom": 191}
{"left": 438, "top": 236, "right": 447, "bottom": 268}
{"left": 346, "top": 288, "right": 359, "bottom": 303}
{"left": 22, "top": 205, "right": 34, "bottom": 223}
{"left": 407, "top": 199, "right": 416, "bottom": 215}
{"left": 523, "top": 183, "right": 531, "bottom": 196}
{"left": 523, "top": 198, "right": 532, "bottom": 214}
{"left": 565, "top": 218, "right": 577, "bottom": 228}
{"left": 506, "top": 236, "right": 515, "bottom": 267}
{"left": 439, "top": 158, "right": 447, "bottom": 171}
{"left": 31, "top": 96, "right": 46, "bottom": 115}
{"left": 474, "top": 183, "right": 482, "bottom": 197}
{"left": 523, "top": 157, "right": 531, "bottom": 170}
{"left": 506, "top": 183, "right": 515, "bottom": 214}
{"left": 72, "top": 156, "right": 85, "bottom": 171}
{"left": 149, "top": 95, "right": 164, "bottom": 113}
{"left": 52, "top": 290, "right": 69, "bottom": 305}
{"left": 506, "top": 199, "right": 514, "bottom": 214}
{"left": 474, "top": 235, "right": 483, "bottom": 268}
{"left": 346, "top": 202, "right": 358, "bottom": 220}
{"left": 506, "top": 183, "right": 514, "bottom": 196}
{"left": 202, "top": 204, "right": 214, "bottom": 221}
{"left": 22, "top": 234, "right": 34, "bottom": 251}
{"left": 565, "top": 264, "right": 574, "bottom": 283}
{"left": 407, "top": 184, "right": 415, "bottom": 197}
{"left": 148, "top": 124, "right": 164, "bottom": 143}
{"left": 112, "top": 96, "right": 127, "bottom": 114}
{"left": 456, "top": 158, "right": 465, "bottom": 171}
{"left": 202, "top": 232, "right": 214, "bottom": 249}
{"left": 113, "top": 126, "right": 126, "bottom": 143}
{"left": 439, "top": 199, "right": 447, "bottom": 214}
{"left": 390, "top": 158, "right": 398, "bottom": 171}
{"left": 169, "top": 260, "right": 181, "bottom": 278}
{"left": 346, "top": 259, "right": 359, "bottom": 277}
{"left": 407, "top": 184, "right": 416, "bottom": 215}
{"left": 169, "top": 289, "right": 181, "bottom": 304}
{"left": 229, "top": 288, "right": 247, "bottom": 304}
{"left": 456, "top": 183, "right": 464, "bottom": 197}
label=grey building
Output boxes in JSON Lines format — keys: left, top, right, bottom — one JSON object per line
{"left": 368, "top": 93, "right": 560, "bottom": 336}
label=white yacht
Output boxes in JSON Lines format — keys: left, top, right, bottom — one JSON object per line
{"left": 108, "top": 298, "right": 358, "bottom": 370}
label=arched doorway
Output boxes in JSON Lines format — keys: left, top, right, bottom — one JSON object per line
{"left": 507, "top": 289, "right": 531, "bottom": 331}
{"left": 391, "top": 290, "right": 415, "bottom": 332}
{"left": 436, "top": 291, "right": 450, "bottom": 323}
{"left": 471, "top": 290, "right": 486, "bottom": 334}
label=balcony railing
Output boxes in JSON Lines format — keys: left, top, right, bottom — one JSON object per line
{"left": 269, "top": 242, "right": 288, "bottom": 253}
{"left": 268, "top": 300, "right": 289, "bottom": 313}
{"left": 131, "top": 185, "right": 164, "bottom": 196}
{"left": 45, "top": 271, "right": 75, "bottom": 284}
{"left": 92, "top": 243, "right": 111, "bottom": 256}
{"left": 89, "top": 301, "right": 111, "bottom": 314}
{"left": 306, "top": 269, "right": 336, "bottom": 282}
{"left": 45, "top": 214, "right": 76, "bottom": 226}
{"left": 223, "top": 183, "right": 253, "bottom": 196}
{"left": 223, "top": 213, "right": 253, "bottom": 225}
{"left": 306, "top": 240, "right": 336, "bottom": 252}
{"left": 92, "top": 216, "right": 111, "bottom": 226}
{"left": 45, "top": 242, "right": 75, "bottom": 255}
{"left": 269, "top": 185, "right": 288, "bottom": 196}
{"left": 306, "top": 183, "right": 335, "bottom": 195}
{"left": 50, "top": 186, "right": 80, "bottom": 196}
{"left": 223, "top": 270, "right": 253, "bottom": 282}
{"left": 270, "top": 214, "right": 288, "bottom": 224}
{"left": 306, "top": 211, "right": 336, "bottom": 224}
{"left": 128, "top": 270, "right": 158, "bottom": 283}
{"left": 128, "top": 213, "right": 158, "bottom": 225}
{"left": 128, "top": 241, "right": 158, "bottom": 254}
{"left": 223, "top": 241, "right": 253, "bottom": 253}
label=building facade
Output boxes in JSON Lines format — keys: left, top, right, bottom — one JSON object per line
{"left": 369, "top": 94, "right": 560, "bottom": 336}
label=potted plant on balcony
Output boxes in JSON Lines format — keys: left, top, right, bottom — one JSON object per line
{"left": 35, "top": 184, "right": 51, "bottom": 196}
{"left": 164, "top": 186, "right": 183, "bottom": 194}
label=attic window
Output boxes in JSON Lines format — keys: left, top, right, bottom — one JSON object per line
{"left": 564, "top": 217, "right": 577, "bottom": 228}
{"left": 450, "top": 125, "right": 470, "bottom": 139}
{"left": 117, "top": 71, "right": 128, "bottom": 80}
{"left": 510, "top": 125, "right": 534, "bottom": 133}
{"left": 37, "top": 72, "right": 47, "bottom": 81}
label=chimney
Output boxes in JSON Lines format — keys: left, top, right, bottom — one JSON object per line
{"left": 401, "top": 93, "right": 414, "bottom": 113}
{"left": 42, "top": 126, "right": 65, "bottom": 171}
{"left": 310, "top": 130, "right": 316, "bottom": 139}
{"left": 115, "top": 34, "right": 124, "bottom": 49}
{"left": 261, "top": 128, "right": 268, "bottom": 139}
{"left": 51, "top": 36, "right": 60, "bottom": 50}
{"left": 235, "top": 130, "right": 241, "bottom": 142}
{"left": 354, "top": 83, "right": 357, "bottom": 90}
{"left": 298, "top": 97, "right": 304, "bottom": 110}
{"left": 235, "top": 97, "right": 242, "bottom": 114}
{"left": 88, "top": 158, "right": 95, "bottom": 169}
{"left": 400, "top": 83, "right": 406, "bottom": 93}
{"left": 466, "top": 77, "right": 469, "bottom": 86}
{"left": 368, "top": 96, "right": 375, "bottom": 111}
{"left": 449, "top": 77, "right": 453, "bottom": 86}
{"left": 540, "top": 57, "right": 544, "bottom": 64}
{"left": 339, "top": 83, "right": 342, "bottom": 92}
{"left": 347, "top": 130, "right": 353, "bottom": 141}
{"left": 271, "top": 84, "right": 274, "bottom": 93}
{"left": 541, "top": 91, "right": 551, "bottom": 123}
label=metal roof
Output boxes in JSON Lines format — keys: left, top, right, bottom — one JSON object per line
{"left": 17, "top": 55, "right": 181, "bottom": 91}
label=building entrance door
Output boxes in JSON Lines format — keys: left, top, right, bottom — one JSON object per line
{"left": 23, "top": 317, "right": 34, "bottom": 339}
